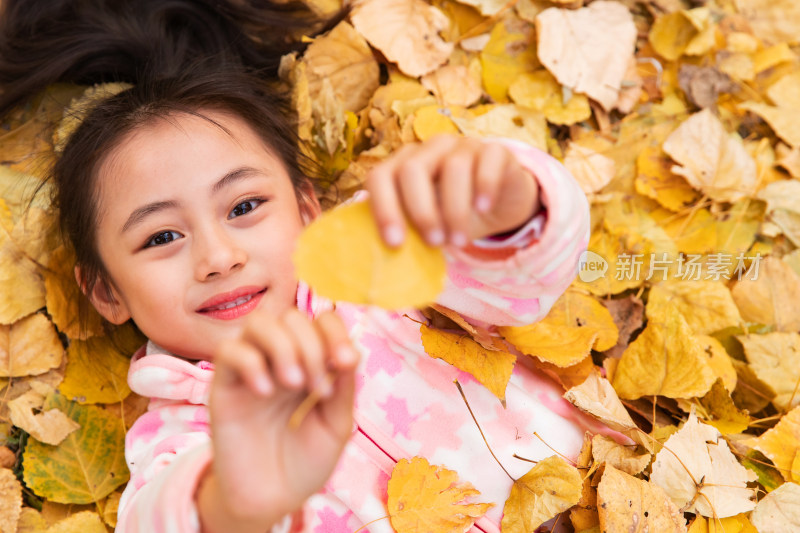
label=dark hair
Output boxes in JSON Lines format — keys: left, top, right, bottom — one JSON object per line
{"left": 0, "top": 0, "right": 337, "bottom": 332}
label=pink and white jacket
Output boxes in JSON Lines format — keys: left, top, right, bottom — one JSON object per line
{"left": 115, "top": 140, "right": 600, "bottom": 533}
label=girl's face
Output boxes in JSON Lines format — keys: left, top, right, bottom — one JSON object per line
{"left": 87, "top": 110, "right": 317, "bottom": 360}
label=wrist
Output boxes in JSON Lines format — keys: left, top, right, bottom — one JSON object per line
{"left": 197, "top": 467, "right": 284, "bottom": 533}
{"left": 488, "top": 176, "right": 542, "bottom": 238}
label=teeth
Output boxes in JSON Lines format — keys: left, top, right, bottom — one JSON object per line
{"left": 212, "top": 294, "right": 253, "bottom": 311}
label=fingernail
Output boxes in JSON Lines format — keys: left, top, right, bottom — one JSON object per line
{"left": 285, "top": 366, "right": 304, "bottom": 387}
{"left": 476, "top": 195, "right": 491, "bottom": 213}
{"left": 451, "top": 232, "right": 467, "bottom": 247}
{"left": 255, "top": 375, "right": 272, "bottom": 396}
{"left": 384, "top": 225, "right": 403, "bottom": 247}
{"left": 427, "top": 228, "right": 445, "bottom": 246}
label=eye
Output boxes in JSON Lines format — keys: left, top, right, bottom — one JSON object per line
{"left": 228, "top": 198, "right": 264, "bottom": 219}
{"left": 144, "top": 230, "right": 182, "bottom": 248}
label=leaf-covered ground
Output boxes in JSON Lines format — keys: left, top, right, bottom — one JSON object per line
{"left": 2, "top": 0, "right": 800, "bottom": 531}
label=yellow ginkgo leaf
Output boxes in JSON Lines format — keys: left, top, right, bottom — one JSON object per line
{"left": 293, "top": 201, "right": 446, "bottom": 309}
{"left": 647, "top": 280, "right": 742, "bottom": 335}
{"left": 612, "top": 305, "right": 716, "bottom": 400}
{"left": 420, "top": 324, "right": 515, "bottom": 403}
{"left": 501, "top": 455, "right": 582, "bottom": 533}
{"left": 597, "top": 465, "right": 686, "bottom": 532}
{"left": 0, "top": 313, "right": 63, "bottom": 377}
{"left": 387, "top": 456, "right": 493, "bottom": 533}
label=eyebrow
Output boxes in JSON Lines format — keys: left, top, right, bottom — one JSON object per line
{"left": 120, "top": 166, "right": 262, "bottom": 234}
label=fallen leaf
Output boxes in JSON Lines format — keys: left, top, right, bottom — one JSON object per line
{"left": 602, "top": 294, "right": 644, "bottom": 359}
{"left": 303, "top": 21, "right": 380, "bottom": 113}
{"left": 8, "top": 389, "right": 80, "bottom": 445}
{"left": 0, "top": 313, "right": 63, "bottom": 377}
{"left": 740, "top": 102, "right": 800, "bottom": 148}
{"left": 58, "top": 333, "right": 136, "bottom": 405}
{"left": 776, "top": 143, "right": 800, "bottom": 179}
{"left": 647, "top": 280, "right": 742, "bottom": 335}
{"left": 662, "top": 109, "right": 758, "bottom": 203}
{"left": 738, "top": 332, "right": 800, "bottom": 410}
{"left": 562, "top": 142, "right": 616, "bottom": 194}
{"left": 678, "top": 65, "right": 734, "bottom": 109}
{"left": 22, "top": 392, "right": 128, "bottom": 504}
{"left": 16, "top": 506, "right": 48, "bottom": 533}
{"left": 696, "top": 335, "right": 738, "bottom": 393}
{"left": 649, "top": 8, "right": 716, "bottom": 61}
{"left": 0, "top": 200, "right": 46, "bottom": 325}
{"left": 293, "top": 201, "right": 446, "bottom": 309}
{"left": 750, "top": 481, "right": 800, "bottom": 532}
{"left": 46, "top": 511, "right": 107, "bottom": 533}
{"left": 420, "top": 324, "right": 516, "bottom": 403}
{"left": 597, "top": 465, "right": 687, "bottom": 532}
{"left": 480, "top": 15, "right": 540, "bottom": 102}
{"left": 412, "top": 105, "right": 461, "bottom": 141}
{"left": 44, "top": 246, "right": 105, "bottom": 340}
{"left": 692, "top": 379, "right": 751, "bottom": 435}
{"left": 536, "top": 1, "right": 637, "bottom": 111}
{"left": 421, "top": 64, "right": 482, "bottom": 107}
{"left": 564, "top": 372, "right": 651, "bottom": 451}
{"left": 0, "top": 467, "right": 23, "bottom": 533}
{"left": 612, "top": 305, "right": 717, "bottom": 400}
{"left": 501, "top": 455, "right": 582, "bottom": 533}
{"left": 387, "top": 456, "right": 492, "bottom": 533}
{"left": 351, "top": 0, "right": 453, "bottom": 77}
{"left": 509, "top": 71, "right": 592, "bottom": 126}
{"left": 731, "top": 358, "right": 776, "bottom": 415}
{"left": 569, "top": 433, "right": 599, "bottom": 531}
{"left": 734, "top": 0, "right": 800, "bottom": 45}
{"left": 755, "top": 181, "right": 800, "bottom": 248}
{"left": 635, "top": 146, "right": 702, "bottom": 212}
{"left": 450, "top": 104, "right": 547, "bottom": 149}
{"left": 650, "top": 412, "right": 757, "bottom": 517}
{"left": 591, "top": 435, "right": 651, "bottom": 476}
{"left": 744, "top": 406, "right": 800, "bottom": 482}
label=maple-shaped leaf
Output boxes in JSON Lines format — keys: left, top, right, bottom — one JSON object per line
{"left": 501, "top": 455, "right": 582, "bottom": 533}
{"left": 293, "top": 201, "right": 446, "bottom": 309}
{"left": 597, "top": 465, "right": 687, "bottom": 532}
{"left": 387, "top": 456, "right": 492, "bottom": 533}
{"left": 650, "top": 413, "right": 757, "bottom": 518}
{"left": 420, "top": 324, "right": 515, "bottom": 403}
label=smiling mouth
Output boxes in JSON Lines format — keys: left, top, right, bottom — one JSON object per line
{"left": 197, "top": 288, "right": 267, "bottom": 319}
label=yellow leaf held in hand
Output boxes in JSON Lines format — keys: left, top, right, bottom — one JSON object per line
{"left": 536, "top": 1, "right": 637, "bottom": 111}
{"left": 612, "top": 305, "right": 717, "bottom": 400}
{"left": 0, "top": 313, "right": 63, "bottom": 377}
{"left": 744, "top": 406, "right": 800, "bottom": 482}
{"left": 387, "top": 456, "right": 492, "bottom": 533}
{"left": 597, "top": 465, "right": 687, "bottom": 533}
{"left": 351, "top": 0, "right": 453, "bottom": 77}
{"left": 650, "top": 413, "right": 757, "bottom": 518}
{"left": 662, "top": 108, "right": 757, "bottom": 203}
{"left": 293, "top": 201, "right": 446, "bottom": 309}
{"left": 738, "top": 331, "right": 800, "bottom": 410}
{"left": 750, "top": 482, "right": 800, "bottom": 532}
{"left": 420, "top": 324, "right": 515, "bottom": 403}
{"left": 501, "top": 455, "right": 582, "bottom": 533}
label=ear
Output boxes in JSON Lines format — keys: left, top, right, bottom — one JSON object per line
{"left": 298, "top": 180, "right": 321, "bottom": 225}
{"left": 74, "top": 266, "right": 131, "bottom": 325}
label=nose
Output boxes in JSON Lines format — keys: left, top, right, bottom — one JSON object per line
{"left": 193, "top": 224, "right": 247, "bottom": 281}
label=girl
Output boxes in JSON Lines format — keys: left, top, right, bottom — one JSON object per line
{"left": 1, "top": 1, "right": 595, "bottom": 531}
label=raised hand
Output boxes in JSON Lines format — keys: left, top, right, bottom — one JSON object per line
{"left": 364, "top": 135, "right": 541, "bottom": 248}
{"left": 197, "top": 308, "right": 359, "bottom": 532}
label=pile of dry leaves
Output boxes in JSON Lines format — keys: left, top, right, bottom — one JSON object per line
{"left": 2, "top": 0, "right": 800, "bottom": 531}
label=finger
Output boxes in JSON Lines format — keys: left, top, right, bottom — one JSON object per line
{"left": 474, "top": 142, "right": 512, "bottom": 214}
{"left": 317, "top": 365, "right": 357, "bottom": 442}
{"left": 282, "top": 309, "right": 329, "bottom": 396}
{"left": 365, "top": 144, "right": 417, "bottom": 247}
{"left": 243, "top": 318, "right": 304, "bottom": 391}
{"left": 213, "top": 338, "right": 273, "bottom": 397}
{"left": 315, "top": 311, "right": 359, "bottom": 370}
{"left": 397, "top": 160, "right": 444, "bottom": 246}
{"left": 439, "top": 148, "right": 476, "bottom": 246}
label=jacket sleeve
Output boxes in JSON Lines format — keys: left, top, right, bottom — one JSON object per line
{"left": 115, "top": 401, "right": 213, "bottom": 533}
{"left": 436, "top": 138, "right": 591, "bottom": 327}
